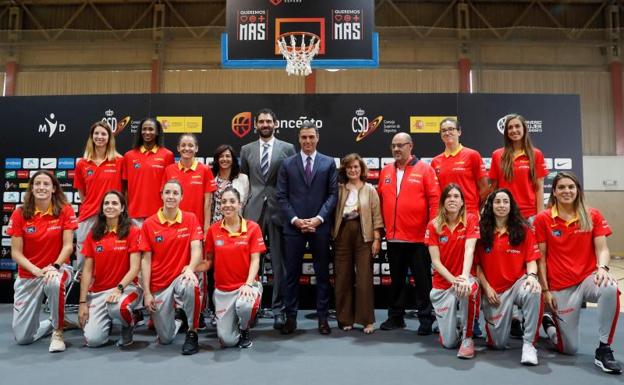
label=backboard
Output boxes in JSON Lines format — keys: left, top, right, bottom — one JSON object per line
{"left": 222, "top": 0, "right": 378, "bottom": 69}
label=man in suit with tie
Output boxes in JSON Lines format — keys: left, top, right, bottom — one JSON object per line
{"left": 276, "top": 120, "right": 338, "bottom": 335}
{"left": 240, "top": 108, "right": 296, "bottom": 330}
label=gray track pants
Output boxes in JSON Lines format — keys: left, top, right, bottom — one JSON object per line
{"left": 550, "top": 274, "right": 619, "bottom": 354}
{"left": 482, "top": 276, "right": 542, "bottom": 349}
{"left": 430, "top": 277, "right": 479, "bottom": 348}
{"left": 83, "top": 284, "right": 143, "bottom": 347}
{"left": 214, "top": 282, "right": 262, "bottom": 347}
{"left": 75, "top": 216, "right": 96, "bottom": 269}
{"left": 12, "top": 265, "right": 72, "bottom": 344}
{"left": 151, "top": 275, "right": 200, "bottom": 344}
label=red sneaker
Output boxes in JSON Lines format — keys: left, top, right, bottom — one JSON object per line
{"left": 457, "top": 337, "right": 475, "bottom": 359}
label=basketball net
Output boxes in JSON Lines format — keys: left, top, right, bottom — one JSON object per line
{"left": 277, "top": 32, "right": 320, "bottom": 76}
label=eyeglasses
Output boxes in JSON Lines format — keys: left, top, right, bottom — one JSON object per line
{"left": 440, "top": 127, "right": 458, "bottom": 134}
{"left": 390, "top": 142, "right": 411, "bottom": 149}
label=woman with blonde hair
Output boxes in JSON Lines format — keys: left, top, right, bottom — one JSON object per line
{"left": 332, "top": 153, "right": 383, "bottom": 334}
{"left": 535, "top": 171, "right": 621, "bottom": 374}
{"left": 426, "top": 183, "right": 480, "bottom": 359}
{"left": 74, "top": 121, "right": 123, "bottom": 267}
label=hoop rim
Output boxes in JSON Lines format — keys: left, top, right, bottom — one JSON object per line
{"left": 277, "top": 31, "right": 321, "bottom": 53}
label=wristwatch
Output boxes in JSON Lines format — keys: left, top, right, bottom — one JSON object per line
{"left": 597, "top": 264, "right": 610, "bottom": 272}
{"left": 52, "top": 263, "right": 61, "bottom": 270}
{"left": 117, "top": 284, "right": 124, "bottom": 293}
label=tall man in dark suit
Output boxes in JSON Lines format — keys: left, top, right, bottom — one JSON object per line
{"left": 276, "top": 120, "right": 338, "bottom": 335}
{"left": 240, "top": 108, "right": 296, "bottom": 330}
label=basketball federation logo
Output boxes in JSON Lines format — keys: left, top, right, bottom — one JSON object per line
{"left": 232, "top": 112, "right": 253, "bottom": 138}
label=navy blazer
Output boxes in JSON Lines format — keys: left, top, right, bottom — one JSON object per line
{"left": 276, "top": 152, "right": 338, "bottom": 236}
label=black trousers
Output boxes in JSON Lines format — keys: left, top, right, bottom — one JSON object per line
{"left": 386, "top": 242, "right": 434, "bottom": 321}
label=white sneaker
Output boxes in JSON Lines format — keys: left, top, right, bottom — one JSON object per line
{"left": 49, "top": 330, "right": 66, "bottom": 353}
{"left": 521, "top": 342, "right": 538, "bottom": 366}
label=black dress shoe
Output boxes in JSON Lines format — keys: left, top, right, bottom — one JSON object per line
{"left": 273, "top": 313, "right": 286, "bottom": 330}
{"left": 417, "top": 318, "right": 433, "bottom": 336}
{"left": 380, "top": 317, "right": 406, "bottom": 331}
{"left": 281, "top": 317, "right": 297, "bottom": 335}
{"left": 318, "top": 319, "right": 331, "bottom": 335}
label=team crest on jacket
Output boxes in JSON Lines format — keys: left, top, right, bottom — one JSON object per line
{"left": 26, "top": 226, "right": 36, "bottom": 233}
{"left": 155, "top": 235, "right": 164, "bottom": 243}
{"left": 484, "top": 246, "right": 492, "bottom": 253}
{"left": 216, "top": 239, "right": 224, "bottom": 246}
{"left": 439, "top": 236, "right": 448, "bottom": 244}
{"left": 87, "top": 169, "right": 94, "bottom": 176}
{"left": 384, "top": 176, "right": 391, "bottom": 184}
{"left": 96, "top": 245, "right": 104, "bottom": 253}
{"left": 133, "top": 163, "right": 141, "bottom": 169}
{"left": 552, "top": 230, "right": 562, "bottom": 237}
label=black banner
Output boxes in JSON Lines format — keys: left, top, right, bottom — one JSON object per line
{"left": 0, "top": 93, "right": 582, "bottom": 304}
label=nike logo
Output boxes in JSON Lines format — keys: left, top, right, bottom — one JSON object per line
{"left": 42, "top": 161, "right": 55, "bottom": 166}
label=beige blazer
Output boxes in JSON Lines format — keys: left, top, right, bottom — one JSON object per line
{"left": 332, "top": 182, "right": 384, "bottom": 242}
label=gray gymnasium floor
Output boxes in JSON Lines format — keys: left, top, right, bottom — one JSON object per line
{"left": 0, "top": 304, "right": 622, "bottom": 385}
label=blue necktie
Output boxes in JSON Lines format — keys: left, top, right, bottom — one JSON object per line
{"left": 261, "top": 143, "right": 270, "bottom": 180}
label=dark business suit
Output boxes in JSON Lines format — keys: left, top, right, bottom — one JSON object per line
{"left": 276, "top": 152, "right": 338, "bottom": 319}
{"left": 240, "top": 138, "right": 296, "bottom": 314}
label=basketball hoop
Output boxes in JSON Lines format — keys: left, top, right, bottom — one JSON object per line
{"left": 277, "top": 32, "right": 320, "bottom": 76}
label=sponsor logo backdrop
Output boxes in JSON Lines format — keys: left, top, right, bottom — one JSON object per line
{"left": 0, "top": 93, "right": 582, "bottom": 304}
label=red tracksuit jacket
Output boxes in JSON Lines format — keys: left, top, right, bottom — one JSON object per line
{"left": 377, "top": 156, "right": 440, "bottom": 243}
